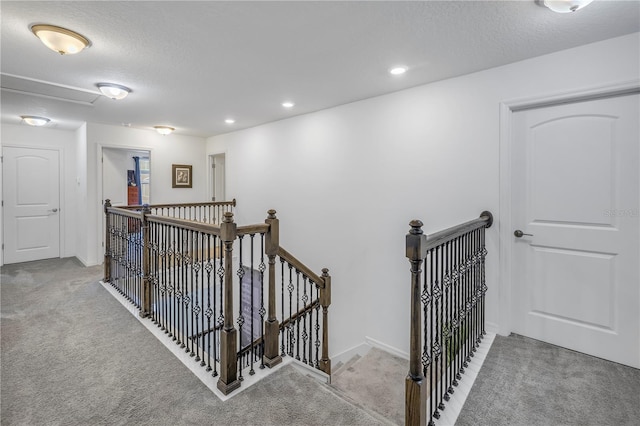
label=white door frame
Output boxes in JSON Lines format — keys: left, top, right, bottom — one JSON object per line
{"left": 497, "top": 79, "right": 640, "bottom": 336}
{"left": 96, "top": 144, "right": 153, "bottom": 265}
{"left": 208, "top": 152, "right": 227, "bottom": 202}
{"left": 2, "top": 144, "right": 66, "bottom": 266}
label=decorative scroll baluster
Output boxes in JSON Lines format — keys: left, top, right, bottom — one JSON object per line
{"left": 288, "top": 264, "right": 294, "bottom": 357}
{"left": 236, "top": 235, "right": 245, "bottom": 381}
{"left": 249, "top": 234, "right": 256, "bottom": 375}
{"left": 258, "top": 233, "right": 266, "bottom": 369}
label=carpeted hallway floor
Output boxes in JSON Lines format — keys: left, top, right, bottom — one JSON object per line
{"left": 2, "top": 257, "right": 639, "bottom": 425}
{"left": 0, "top": 258, "right": 385, "bottom": 426}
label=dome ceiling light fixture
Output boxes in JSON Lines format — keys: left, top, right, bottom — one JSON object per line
{"left": 97, "top": 83, "right": 131, "bottom": 100}
{"left": 539, "top": 0, "right": 594, "bottom": 13}
{"left": 154, "top": 126, "right": 175, "bottom": 135}
{"left": 21, "top": 115, "right": 51, "bottom": 126}
{"left": 30, "top": 24, "right": 90, "bottom": 55}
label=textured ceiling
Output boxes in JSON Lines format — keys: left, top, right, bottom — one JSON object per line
{"left": 1, "top": 1, "right": 639, "bottom": 137}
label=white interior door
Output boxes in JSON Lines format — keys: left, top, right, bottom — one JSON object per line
{"left": 2, "top": 146, "right": 60, "bottom": 264}
{"left": 511, "top": 94, "right": 639, "bottom": 367}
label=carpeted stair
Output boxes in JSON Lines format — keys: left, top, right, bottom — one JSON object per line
{"left": 328, "top": 348, "right": 408, "bottom": 425}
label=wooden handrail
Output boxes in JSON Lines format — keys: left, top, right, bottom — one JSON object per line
{"left": 145, "top": 214, "right": 223, "bottom": 236}
{"left": 118, "top": 199, "right": 236, "bottom": 210}
{"left": 106, "top": 206, "right": 144, "bottom": 219}
{"left": 236, "top": 223, "right": 270, "bottom": 236}
{"left": 424, "top": 211, "right": 493, "bottom": 250}
{"left": 280, "top": 299, "right": 320, "bottom": 329}
{"left": 277, "top": 246, "right": 325, "bottom": 288}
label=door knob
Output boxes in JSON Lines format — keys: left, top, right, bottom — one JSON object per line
{"left": 48, "top": 208, "right": 58, "bottom": 213}
{"left": 514, "top": 230, "right": 533, "bottom": 238}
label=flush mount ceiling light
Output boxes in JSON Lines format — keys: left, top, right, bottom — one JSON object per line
{"left": 282, "top": 101, "right": 295, "bottom": 108}
{"left": 154, "top": 126, "right": 175, "bottom": 135}
{"left": 30, "top": 24, "right": 90, "bottom": 55}
{"left": 21, "top": 115, "right": 51, "bottom": 126}
{"left": 97, "top": 83, "right": 131, "bottom": 100}
{"left": 225, "top": 118, "right": 235, "bottom": 124}
{"left": 539, "top": 0, "right": 594, "bottom": 13}
{"left": 389, "top": 66, "right": 408, "bottom": 75}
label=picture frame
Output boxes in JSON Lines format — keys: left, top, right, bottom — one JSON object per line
{"left": 172, "top": 164, "right": 192, "bottom": 188}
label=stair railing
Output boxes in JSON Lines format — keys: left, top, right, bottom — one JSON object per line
{"left": 103, "top": 201, "right": 331, "bottom": 396}
{"left": 405, "top": 211, "right": 492, "bottom": 426}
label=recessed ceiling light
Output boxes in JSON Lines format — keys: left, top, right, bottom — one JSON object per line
{"left": 97, "top": 83, "right": 131, "bottom": 100}
{"left": 282, "top": 101, "right": 295, "bottom": 108}
{"left": 154, "top": 126, "right": 175, "bottom": 135}
{"left": 30, "top": 24, "right": 90, "bottom": 55}
{"left": 21, "top": 115, "right": 50, "bottom": 126}
{"left": 389, "top": 66, "right": 408, "bottom": 75}
{"left": 225, "top": 118, "right": 235, "bottom": 124}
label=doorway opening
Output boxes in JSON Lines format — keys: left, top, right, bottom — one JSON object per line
{"left": 209, "top": 153, "right": 226, "bottom": 202}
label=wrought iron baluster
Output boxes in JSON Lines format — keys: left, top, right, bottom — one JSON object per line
{"left": 314, "top": 283, "right": 320, "bottom": 368}
{"left": 301, "top": 276, "right": 308, "bottom": 364}
{"left": 259, "top": 233, "right": 266, "bottom": 369}
{"left": 237, "top": 235, "right": 245, "bottom": 382}
{"left": 280, "top": 258, "right": 286, "bottom": 356}
{"left": 249, "top": 234, "right": 256, "bottom": 376}
{"left": 288, "top": 262, "right": 294, "bottom": 357}
{"left": 295, "top": 270, "right": 300, "bottom": 361}
{"left": 216, "top": 236, "right": 224, "bottom": 376}
{"left": 194, "top": 231, "right": 202, "bottom": 362}
{"left": 423, "top": 248, "right": 434, "bottom": 426}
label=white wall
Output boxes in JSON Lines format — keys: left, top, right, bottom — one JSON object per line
{"left": 78, "top": 123, "right": 207, "bottom": 266}
{"left": 207, "top": 33, "right": 640, "bottom": 358}
{"left": 1, "top": 124, "right": 78, "bottom": 265}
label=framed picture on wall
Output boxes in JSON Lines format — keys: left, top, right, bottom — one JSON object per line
{"left": 172, "top": 164, "right": 192, "bottom": 188}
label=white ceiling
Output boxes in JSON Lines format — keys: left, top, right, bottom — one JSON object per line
{"left": 1, "top": 1, "right": 639, "bottom": 138}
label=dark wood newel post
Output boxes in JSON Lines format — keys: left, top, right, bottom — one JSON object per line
{"left": 218, "top": 211, "right": 241, "bottom": 394}
{"left": 140, "top": 204, "right": 152, "bottom": 318}
{"left": 263, "top": 209, "right": 283, "bottom": 368}
{"left": 103, "top": 199, "right": 112, "bottom": 283}
{"left": 319, "top": 268, "right": 331, "bottom": 375}
{"left": 406, "top": 220, "right": 427, "bottom": 426}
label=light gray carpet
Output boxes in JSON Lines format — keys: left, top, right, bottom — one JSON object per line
{"left": 456, "top": 333, "right": 640, "bottom": 426}
{"left": 1, "top": 257, "right": 385, "bottom": 426}
{"left": 331, "top": 348, "right": 406, "bottom": 425}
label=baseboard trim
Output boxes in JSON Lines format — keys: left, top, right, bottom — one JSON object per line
{"left": 289, "top": 359, "right": 331, "bottom": 384}
{"left": 75, "top": 255, "right": 99, "bottom": 267}
{"left": 331, "top": 342, "right": 373, "bottom": 367}
{"left": 365, "top": 336, "right": 409, "bottom": 360}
